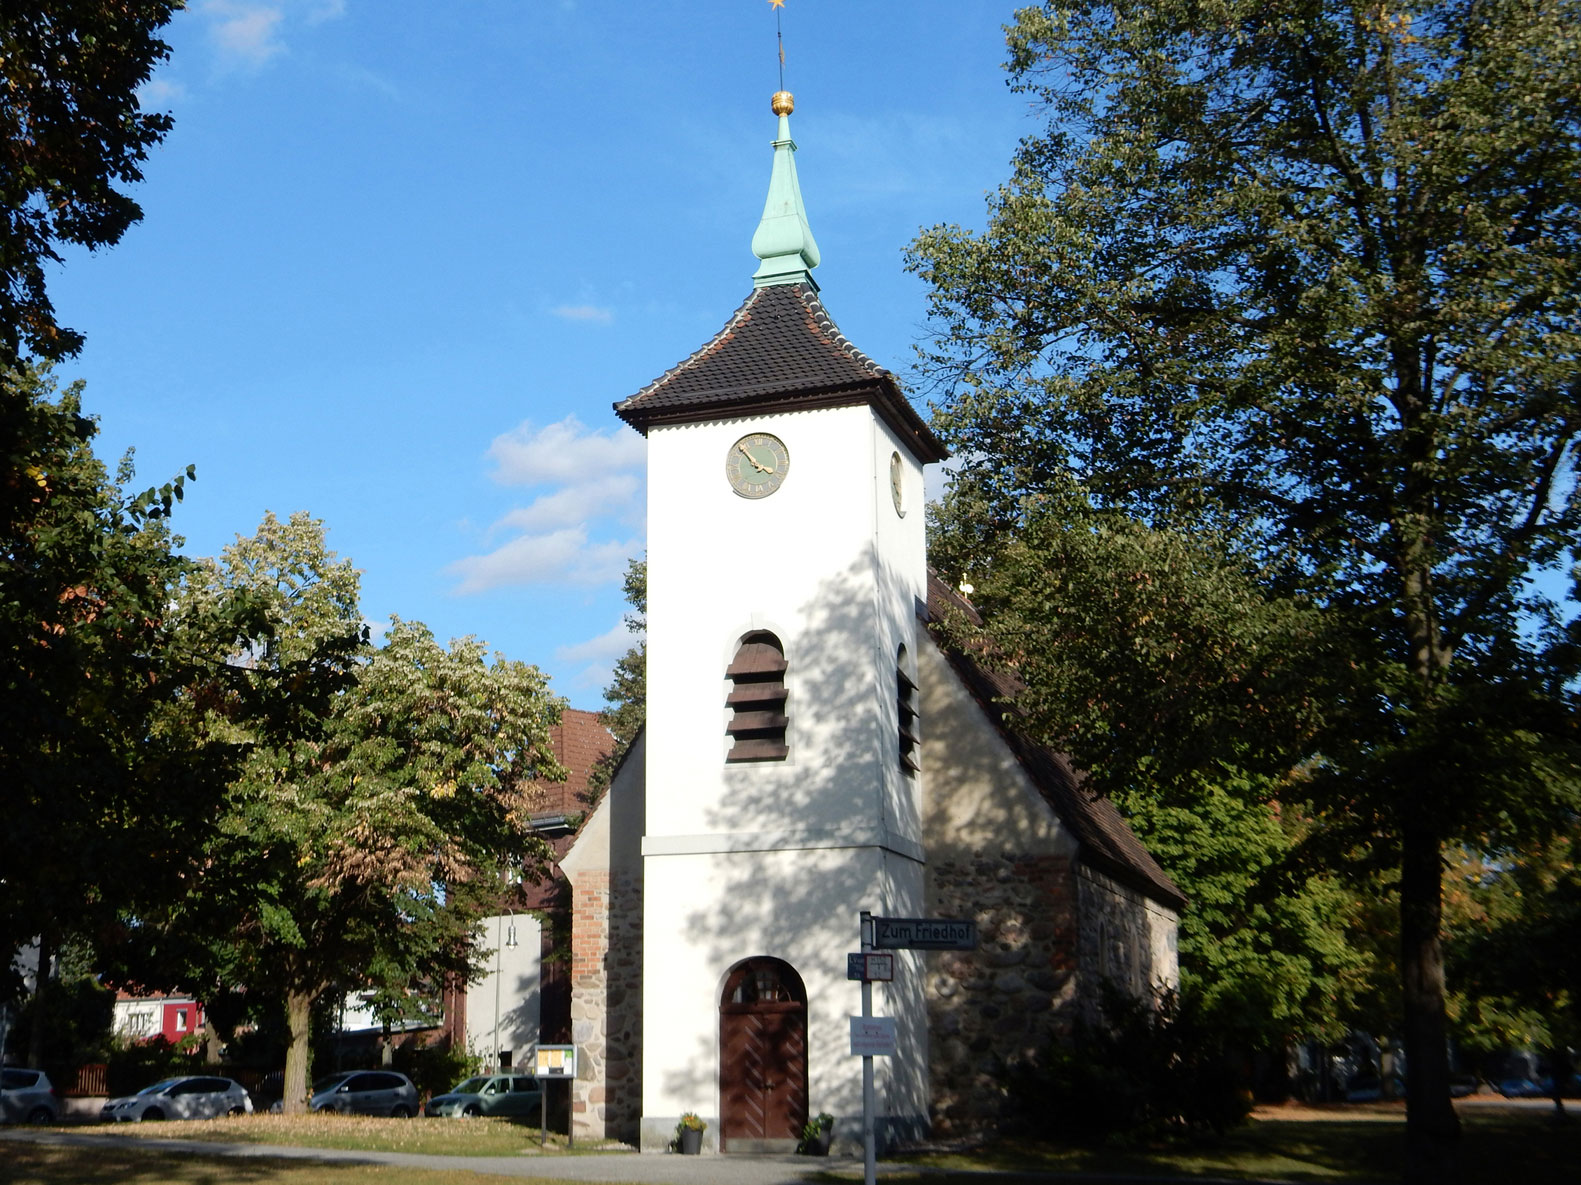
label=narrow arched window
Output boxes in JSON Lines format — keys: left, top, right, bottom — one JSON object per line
{"left": 897, "top": 645, "right": 919, "bottom": 775}
{"left": 726, "top": 632, "right": 788, "bottom": 762}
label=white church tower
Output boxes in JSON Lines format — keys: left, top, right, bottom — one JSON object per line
{"left": 611, "top": 88, "right": 949, "bottom": 1152}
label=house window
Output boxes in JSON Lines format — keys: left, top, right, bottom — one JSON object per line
{"left": 726, "top": 632, "right": 788, "bottom": 761}
{"left": 175, "top": 1008, "right": 189, "bottom": 1032}
{"left": 897, "top": 646, "right": 919, "bottom": 775}
{"left": 127, "top": 1010, "right": 153, "bottom": 1036}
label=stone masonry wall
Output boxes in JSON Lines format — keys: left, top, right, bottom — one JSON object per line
{"left": 924, "top": 852, "right": 1079, "bottom": 1134}
{"left": 569, "top": 870, "right": 643, "bottom": 1143}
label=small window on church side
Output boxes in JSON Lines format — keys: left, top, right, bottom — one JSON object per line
{"left": 898, "top": 646, "right": 919, "bottom": 776}
{"left": 726, "top": 632, "right": 788, "bottom": 762}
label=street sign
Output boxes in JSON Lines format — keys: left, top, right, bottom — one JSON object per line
{"left": 849, "top": 1016, "right": 897, "bottom": 1057}
{"left": 846, "top": 952, "right": 895, "bottom": 982}
{"left": 534, "top": 1044, "right": 577, "bottom": 1078}
{"left": 871, "top": 916, "right": 977, "bottom": 951}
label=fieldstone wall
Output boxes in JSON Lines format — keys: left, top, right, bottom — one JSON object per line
{"left": 1075, "top": 864, "right": 1180, "bottom": 1004}
{"left": 923, "top": 851, "right": 1080, "bottom": 1133}
{"left": 569, "top": 869, "right": 643, "bottom": 1143}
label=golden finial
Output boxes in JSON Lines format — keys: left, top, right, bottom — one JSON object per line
{"left": 771, "top": 90, "right": 795, "bottom": 116}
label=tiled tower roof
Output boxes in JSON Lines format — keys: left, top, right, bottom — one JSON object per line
{"left": 613, "top": 281, "right": 947, "bottom": 464}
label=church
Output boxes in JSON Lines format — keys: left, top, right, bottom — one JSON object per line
{"left": 556, "top": 86, "right": 1184, "bottom": 1154}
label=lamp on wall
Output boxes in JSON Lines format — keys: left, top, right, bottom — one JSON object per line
{"left": 492, "top": 910, "right": 519, "bottom": 1072}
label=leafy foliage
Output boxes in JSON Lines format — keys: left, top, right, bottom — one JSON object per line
{"left": 0, "top": 3, "right": 179, "bottom": 363}
{"left": 1007, "top": 984, "right": 1253, "bottom": 1143}
{"left": 0, "top": 363, "right": 231, "bottom": 1056}
{"left": 910, "top": 2, "right": 1581, "bottom": 1167}
{"left": 162, "top": 513, "right": 566, "bottom": 1111}
{"left": 585, "top": 555, "right": 646, "bottom": 806}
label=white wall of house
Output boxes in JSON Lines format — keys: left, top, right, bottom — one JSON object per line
{"left": 466, "top": 912, "right": 543, "bottom": 1071}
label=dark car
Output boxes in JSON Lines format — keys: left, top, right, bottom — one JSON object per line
{"left": 1, "top": 1068, "right": 59, "bottom": 1124}
{"left": 308, "top": 1070, "right": 418, "bottom": 1117}
{"left": 425, "top": 1072, "right": 543, "bottom": 1118}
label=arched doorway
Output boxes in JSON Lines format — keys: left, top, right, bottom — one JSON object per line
{"left": 719, "top": 957, "right": 808, "bottom": 1151}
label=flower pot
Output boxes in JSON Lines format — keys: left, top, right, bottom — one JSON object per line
{"left": 678, "top": 1127, "right": 703, "bottom": 1155}
{"left": 802, "top": 1131, "right": 831, "bottom": 1156}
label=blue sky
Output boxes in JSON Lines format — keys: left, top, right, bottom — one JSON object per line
{"left": 50, "top": 1, "right": 1030, "bottom": 706}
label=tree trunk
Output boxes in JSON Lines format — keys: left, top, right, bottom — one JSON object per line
{"left": 281, "top": 986, "right": 316, "bottom": 1115}
{"left": 25, "top": 929, "right": 52, "bottom": 1069}
{"left": 1400, "top": 810, "right": 1461, "bottom": 1184}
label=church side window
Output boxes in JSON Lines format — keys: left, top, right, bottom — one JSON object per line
{"left": 726, "top": 632, "right": 789, "bottom": 761}
{"left": 897, "top": 646, "right": 919, "bottom": 775}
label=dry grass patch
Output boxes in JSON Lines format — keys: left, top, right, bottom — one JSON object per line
{"left": 73, "top": 1114, "right": 629, "bottom": 1158}
{"left": 0, "top": 1142, "right": 538, "bottom": 1185}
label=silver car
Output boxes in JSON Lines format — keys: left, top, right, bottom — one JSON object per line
{"left": 425, "top": 1072, "right": 543, "bottom": 1118}
{"left": 100, "top": 1075, "right": 253, "bottom": 1122}
{"left": 309, "top": 1069, "right": 418, "bottom": 1117}
{"left": 1, "top": 1068, "right": 60, "bottom": 1124}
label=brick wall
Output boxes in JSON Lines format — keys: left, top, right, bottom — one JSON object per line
{"left": 569, "top": 869, "right": 642, "bottom": 1143}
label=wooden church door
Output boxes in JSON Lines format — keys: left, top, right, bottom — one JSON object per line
{"left": 719, "top": 958, "right": 808, "bottom": 1149}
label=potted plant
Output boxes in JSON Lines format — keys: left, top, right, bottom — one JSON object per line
{"left": 798, "top": 1111, "right": 834, "bottom": 1155}
{"left": 675, "top": 1111, "right": 706, "bottom": 1155}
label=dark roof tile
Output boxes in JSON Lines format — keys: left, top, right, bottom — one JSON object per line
{"left": 614, "top": 283, "right": 947, "bottom": 464}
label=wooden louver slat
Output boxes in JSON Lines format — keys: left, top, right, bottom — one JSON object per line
{"left": 728, "top": 632, "right": 788, "bottom": 763}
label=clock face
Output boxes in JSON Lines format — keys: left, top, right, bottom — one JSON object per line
{"left": 890, "top": 451, "right": 906, "bottom": 517}
{"left": 726, "top": 433, "right": 790, "bottom": 499}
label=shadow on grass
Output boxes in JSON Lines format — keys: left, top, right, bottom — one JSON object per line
{"left": 884, "top": 1108, "right": 1580, "bottom": 1184}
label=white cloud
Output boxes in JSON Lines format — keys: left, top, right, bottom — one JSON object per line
{"left": 138, "top": 77, "right": 189, "bottom": 106}
{"left": 552, "top": 304, "right": 614, "bottom": 324}
{"left": 487, "top": 416, "right": 646, "bottom": 487}
{"left": 556, "top": 620, "right": 643, "bottom": 693}
{"left": 448, "top": 528, "right": 636, "bottom": 595}
{"left": 202, "top": 1, "right": 286, "bottom": 66}
{"left": 452, "top": 417, "right": 646, "bottom": 598}
{"left": 556, "top": 621, "right": 643, "bottom": 666}
{"left": 197, "top": 0, "right": 349, "bottom": 69}
{"left": 491, "top": 473, "right": 640, "bottom": 534}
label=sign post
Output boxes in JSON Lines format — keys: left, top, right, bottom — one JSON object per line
{"left": 534, "top": 1044, "right": 577, "bottom": 1148}
{"left": 859, "top": 910, "right": 876, "bottom": 1185}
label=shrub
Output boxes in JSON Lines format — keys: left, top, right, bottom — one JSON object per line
{"left": 1007, "top": 984, "right": 1251, "bottom": 1143}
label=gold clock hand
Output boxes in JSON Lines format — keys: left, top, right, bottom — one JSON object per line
{"left": 737, "top": 442, "right": 774, "bottom": 473}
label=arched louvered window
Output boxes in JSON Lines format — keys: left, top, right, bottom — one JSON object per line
{"left": 726, "top": 632, "right": 788, "bottom": 762}
{"left": 897, "top": 645, "right": 919, "bottom": 776}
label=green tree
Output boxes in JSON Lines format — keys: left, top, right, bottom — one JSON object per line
{"left": 931, "top": 509, "right": 1379, "bottom": 1054}
{"left": 1, "top": 2, "right": 179, "bottom": 363}
{"left": 0, "top": 362, "right": 228, "bottom": 1063}
{"left": 585, "top": 555, "right": 646, "bottom": 806}
{"left": 171, "top": 513, "right": 566, "bottom": 1112}
{"left": 909, "top": 2, "right": 1581, "bottom": 1175}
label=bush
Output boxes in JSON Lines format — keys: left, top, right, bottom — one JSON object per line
{"left": 392, "top": 1040, "right": 477, "bottom": 1100}
{"left": 1007, "top": 984, "right": 1251, "bottom": 1144}
{"left": 105, "top": 1036, "right": 201, "bottom": 1097}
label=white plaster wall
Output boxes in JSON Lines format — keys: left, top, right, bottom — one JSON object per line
{"left": 917, "top": 634, "right": 1079, "bottom": 864}
{"left": 645, "top": 406, "right": 928, "bottom": 845}
{"left": 641, "top": 402, "right": 934, "bottom": 1148}
{"left": 467, "top": 912, "right": 543, "bottom": 1070}
{"left": 637, "top": 845, "right": 927, "bottom": 1136}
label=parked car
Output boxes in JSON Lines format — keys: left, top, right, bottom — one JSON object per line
{"left": 1449, "top": 1073, "right": 1481, "bottom": 1098}
{"left": 1343, "top": 1073, "right": 1403, "bottom": 1102}
{"left": 1495, "top": 1077, "right": 1545, "bottom": 1098}
{"left": 308, "top": 1070, "right": 418, "bottom": 1117}
{"left": 425, "top": 1072, "right": 543, "bottom": 1118}
{"left": 101, "top": 1075, "right": 253, "bottom": 1122}
{"left": 1, "top": 1068, "right": 60, "bottom": 1124}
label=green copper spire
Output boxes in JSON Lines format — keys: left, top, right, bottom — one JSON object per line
{"left": 751, "top": 91, "right": 820, "bottom": 288}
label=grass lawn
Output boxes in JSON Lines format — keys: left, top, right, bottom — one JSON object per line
{"left": 5, "top": 1101, "right": 1575, "bottom": 1184}
{"left": 886, "top": 1102, "right": 1581, "bottom": 1183}
{"left": 0, "top": 1143, "right": 535, "bottom": 1184}
{"left": 64, "top": 1113, "right": 627, "bottom": 1157}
